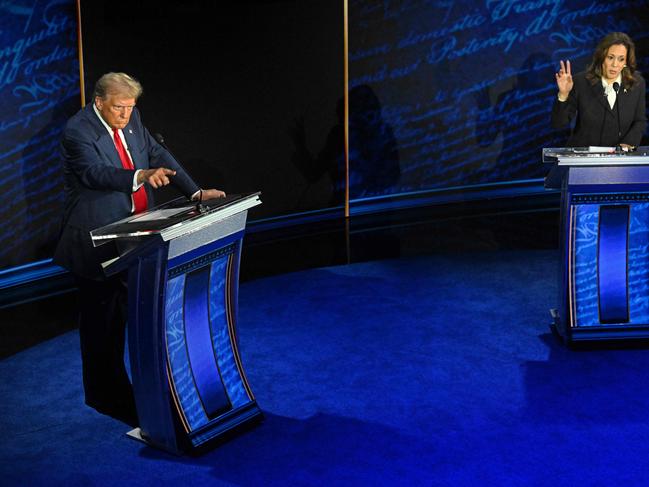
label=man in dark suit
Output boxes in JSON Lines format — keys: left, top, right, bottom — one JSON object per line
{"left": 54, "top": 72, "right": 224, "bottom": 425}
{"left": 552, "top": 32, "right": 646, "bottom": 148}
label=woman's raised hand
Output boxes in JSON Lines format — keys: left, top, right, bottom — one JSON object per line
{"left": 555, "top": 60, "right": 573, "bottom": 99}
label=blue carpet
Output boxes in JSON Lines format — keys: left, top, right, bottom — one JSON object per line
{"left": 2, "top": 250, "right": 649, "bottom": 486}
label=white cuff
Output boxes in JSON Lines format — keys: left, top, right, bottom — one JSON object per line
{"left": 132, "top": 170, "right": 144, "bottom": 191}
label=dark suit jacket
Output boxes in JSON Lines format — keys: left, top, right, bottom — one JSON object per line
{"left": 551, "top": 71, "right": 646, "bottom": 147}
{"left": 54, "top": 103, "right": 200, "bottom": 279}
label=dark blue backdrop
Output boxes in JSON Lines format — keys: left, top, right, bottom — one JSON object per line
{"left": 0, "top": 0, "right": 79, "bottom": 270}
{"left": 348, "top": 0, "right": 649, "bottom": 201}
{"left": 2, "top": 0, "right": 649, "bottom": 272}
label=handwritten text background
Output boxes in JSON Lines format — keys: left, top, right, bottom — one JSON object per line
{"left": 0, "top": 0, "right": 79, "bottom": 270}
{"left": 349, "top": 0, "right": 649, "bottom": 199}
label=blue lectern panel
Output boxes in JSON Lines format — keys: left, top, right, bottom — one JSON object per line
{"left": 209, "top": 256, "right": 250, "bottom": 407}
{"left": 112, "top": 196, "right": 261, "bottom": 453}
{"left": 166, "top": 274, "right": 210, "bottom": 431}
{"left": 598, "top": 206, "right": 629, "bottom": 324}
{"left": 629, "top": 203, "right": 649, "bottom": 321}
{"left": 165, "top": 241, "right": 256, "bottom": 439}
{"left": 184, "top": 268, "right": 232, "bottom": 418}
{"left": 573, "top": 201, "right": 649, "bottom": 327}
{"left": 573, "top": 205, "right": 599, "bottom": 326}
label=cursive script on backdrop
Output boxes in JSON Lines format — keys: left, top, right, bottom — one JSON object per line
{"left": 0, "top": 0, "right": 80, "bottom": 269}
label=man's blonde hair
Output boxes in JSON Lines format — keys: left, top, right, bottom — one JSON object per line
{"left": 93, "top": 72, "right": 143, "bottom": 100}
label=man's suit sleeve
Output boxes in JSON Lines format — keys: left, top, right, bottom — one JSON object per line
{"left": 622, "top": 76, "right": 647, "bottom": 146}
{"left": 62, "top": 127, "right": 135, "bottom": 193}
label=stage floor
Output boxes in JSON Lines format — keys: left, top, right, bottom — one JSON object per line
{"left": 3, "top": 249, "right": 649, "bottom": 486}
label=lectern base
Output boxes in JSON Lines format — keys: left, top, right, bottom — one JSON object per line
{"left": 126, "top": 404, "right": 264, "bottom": 455}
{"left": 126, "top": 427, "right": 147, "bottom": 444}
{"left": 549, "top": 306, "right": 649, "bottom": 344}
{"left": 126, "top": 427, "right": 143, "bottom": 441}
{"left": 548, "top": 308, "right": 562, "bottom": 340}
{"left": 125, "top": 428, "right": 182, "bottom": 456}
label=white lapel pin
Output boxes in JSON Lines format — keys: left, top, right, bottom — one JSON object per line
{"left": 129, "top": 129, "right": 133, "bottom": 134}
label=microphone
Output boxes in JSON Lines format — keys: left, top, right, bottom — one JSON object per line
{"left": 153, "top": 133, "right": 206, "bottom": 210}
{"left": 613, "top": 82, "right": 622, "bottom": 151}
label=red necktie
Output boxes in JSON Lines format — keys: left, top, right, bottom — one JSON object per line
{"left": 113, "top": 128, "right": 148, "bottom": 214}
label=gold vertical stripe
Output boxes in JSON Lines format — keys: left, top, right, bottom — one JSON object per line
{"left": 343, "top": 0, "right": 350, "bottom": 219}
{"left": 166, "top": 359, "right": 191, "bottom": 433}
{"left": 568, "top": 205, "right": 575, "bottom": 328}
{"left": 76, "top": 0, "right": 85, "bottom": 107}
{"left": 163, "top": 277, "right": 191, "bottom": 433}
{"left": 225, "top": 254, "right": 255, "bottom": 401}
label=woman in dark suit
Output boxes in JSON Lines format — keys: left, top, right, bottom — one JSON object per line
{"left": 552, "top": 32, "right": 646, "bottom": 149}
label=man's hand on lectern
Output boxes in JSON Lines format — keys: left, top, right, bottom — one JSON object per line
{"left": 193, "top": 189, "right": 226, "bottom": 200}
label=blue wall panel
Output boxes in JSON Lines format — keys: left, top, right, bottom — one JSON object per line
{"left": 349, "top": 0, "right": 649, "bottom": 201}
{"left": 0, "top": 0, "right": 80, "bottom": 270}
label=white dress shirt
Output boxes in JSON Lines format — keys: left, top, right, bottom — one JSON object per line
{"left": 602, "top": 73, "right": 622, "bottom": 110}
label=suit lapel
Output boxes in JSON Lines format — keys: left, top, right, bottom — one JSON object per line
{"left": 589, "top": 79, "right": 612, "bottom": 113}
{"left": 123, "top": 125, "right": 144, "bottom": 170}
{"left": 83, "top": 104, "right": 125, "bottom": 169}
{"left": 98, "top": 133, "right": 124, "bottom": 169}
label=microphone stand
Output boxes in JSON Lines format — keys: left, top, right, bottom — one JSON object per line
{"left": 196, "top": 189, "right": 208, "bottom": 214}
{"left": 598, "top": 88, "right": 607, "bottom": 147}
{"left": 613, "top": 82, "right": 623, "bottom": 153}
{"left": 153, "top": 133, "right": 207, "bottom": 213}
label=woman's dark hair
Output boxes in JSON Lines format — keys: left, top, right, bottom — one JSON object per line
{"left": 586, "top": 32, "right": 638, "bottom": 89}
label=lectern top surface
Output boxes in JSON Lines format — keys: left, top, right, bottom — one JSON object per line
{"left": 91, "top": 192, "right": 261, "bottom": 242}
{"left": 543, "top": 146, "right": 649, "bottom": 166}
